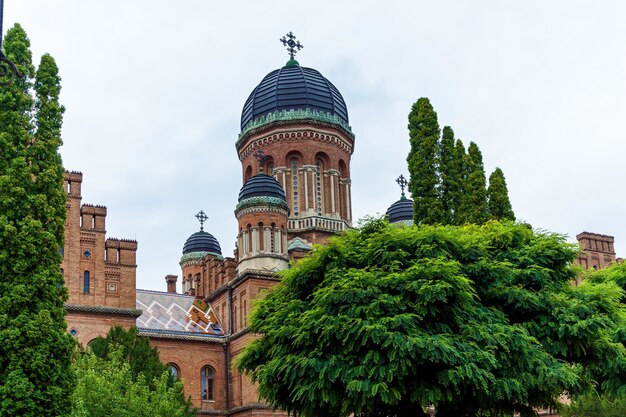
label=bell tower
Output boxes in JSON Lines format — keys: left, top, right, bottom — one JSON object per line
{"left": 236, "top": 33, "right": 354, "bottom": 250}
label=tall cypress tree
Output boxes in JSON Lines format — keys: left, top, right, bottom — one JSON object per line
{"left": 487, "top": 167, "right": 515, "bottom": 221}
{"left": 460, "top": 142, "right": 488, "bottom": 224}
{"left": 451, "top": 139, "right": 467, "bottom": 225}
{"left": 0, "top": 24, "right": 74, "bottom": 416}
{"left": 438, "top": 126, "right": 456, "bottom": 225}
{"left": 407, "top": 97, "right": 444, "bottom": 225}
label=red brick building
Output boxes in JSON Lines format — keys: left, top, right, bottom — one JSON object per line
{"left": 63, "top": 52, "right": 358, "bottom": 416}
{"left": 62, "top": 50, "right": 621, "bottom": 417}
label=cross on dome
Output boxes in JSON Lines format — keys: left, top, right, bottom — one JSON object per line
{"left": 280, "top": 31, "right": 303, "bottom": 60}
{"left": 195, "top": 210, "right": 208, "bottom": 231}
{"left": 396, "top": 175, "right": 408, "bottom": 197}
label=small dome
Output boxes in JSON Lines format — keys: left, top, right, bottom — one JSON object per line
{"left": 386, "top": 197, "right": 414, "bottom": 224}
{"left": 241, "top": 63, "right": 349, "bottom": 130}
{"left": 182, "top": 230, "right": 222, "bottom": 255}
{"left": 238, "top": 172, "right": 286, "bottom": 202}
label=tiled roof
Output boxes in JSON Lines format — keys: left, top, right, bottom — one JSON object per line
{"left": 136, "top": 290, "right": 224, "bottom": 336}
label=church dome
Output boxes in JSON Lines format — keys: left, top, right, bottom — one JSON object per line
{"left": 240, "top": 63, "right": 349, "bottom": 130}
{"left": 386, "top": 197, "right": 414, "bottom": 224}
{"left": 182, "top": 230, "right": 222, "bottom": 255}
{"left": 238, "top": 172, "right": 286, "bottom": 202}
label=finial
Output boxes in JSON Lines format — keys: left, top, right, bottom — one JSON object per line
{"left": 396, "top": 175, "right": 408, "bottom": 198}
{"left": 280, "top": 31, "right": 303, "bottom": 60}
{"left": 195, "top": 210, "right": 208, "bottom": 231}
{"left": 253, "top": 149, "right": 270, "bottom": 172}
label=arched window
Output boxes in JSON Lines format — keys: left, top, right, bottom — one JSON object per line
{"left": 316, "top": 159, "right": 324, "bottom": 216}
{"left": 83, "top": 271, "right": 90, "bottom": 294}
{"left": 244, "top": 165, "right": 253, "bottom": 182}
{"left": 270, "top": 222, "right": 276, "bottom": 253}
{"left": 201, "top": 366, "right": 215, "bottom": 401}
{"left": 291, "top": 158, "right": 299, "bottom": 216}
{"left": 167, "top": 363, "right": 180, "bottom": 379}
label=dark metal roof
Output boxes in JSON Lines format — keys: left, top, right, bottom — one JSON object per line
{"left": 182, "top": 230, "right": 222, "bottom": 255}
{"left": 238, "top": 172, "right": 286, "bottom": 202}
{"left": 241, "top": 64, "right": 349, "bottom": 130}
{"left": 386, "top": 197, "right": 415, "bottom": 223}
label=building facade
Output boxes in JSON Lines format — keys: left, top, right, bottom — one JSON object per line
{"left": 62, "top": 52, "right": 358, "bottom": 416}
{"left": 61, "top": 50, "right": 622, "bottom": 416}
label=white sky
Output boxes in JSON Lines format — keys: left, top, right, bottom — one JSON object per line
{"left": 5, "top": 1, "right": 625, "bottom": 291}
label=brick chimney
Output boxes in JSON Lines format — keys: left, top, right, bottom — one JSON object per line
{"left": 165, "top": 275, "right": 178, "bottom": 293}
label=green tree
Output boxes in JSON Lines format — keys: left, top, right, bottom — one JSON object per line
{"left": 459, "top": 142, "right": 488, "bottom": 224}
{"left": 0, "top": 24, "right": 75, "bottom": 417}
{"left": 438, "top": 126, "right": 457, "bottom": 225}
{"left": 487, "top": 168, "right": 515, "bottom": 221}
{"left": 451, "top": 138, "right": 467, "bottom": 225}
{"left": 71, "top": 346, "right": 194, "bottom": 417}
{"left": 237, "top": 220, "right": 626, "bottom": 417}
{"left": 407, "top": 97, "right": 444, "bottom": 225}
{"left": 559, "top": 392, "right": 626, "bottom": 417}
{"left": 90, "top": 325, "right": 174, "bottom": 389}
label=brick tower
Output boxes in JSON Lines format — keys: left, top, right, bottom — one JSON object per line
{"left": 575, "top": 232, "right": 616, "bottom": 270}
{"left": 62, "top": 171, "right": 140, "bottom": 345}
{"left": 236, "top": 53, "right": 354, "bottom": 251}
{"left": 235, "top": 169, "right": 290, "bottom": 274}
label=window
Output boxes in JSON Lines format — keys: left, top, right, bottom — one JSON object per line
{"left": 83, "top": 271, "right": 90, "bottom": 294}
{"left": 316, "top": 159, "right": 324, "bottom": 216}
{"left": 291, "top": 158, "right": 299, "bottom": 216}
{"left": 167, "top": 363, "right": 180, "bottom": 379}
{"left": 201, "top": 366, "right": 215, "bottom": 401}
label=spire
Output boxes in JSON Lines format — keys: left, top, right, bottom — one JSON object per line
{"left": 396, "top": 175, "right": 408, "bottom": 199}
{"left": 195, "top": 210, "right": 208, "bottom": 231}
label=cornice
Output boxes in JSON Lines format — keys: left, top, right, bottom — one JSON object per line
{"left": 65, "top": 304, "right": 143, "bottom": 317}
{"left": 237, "top": 124, "right": 354, "bottom": 161}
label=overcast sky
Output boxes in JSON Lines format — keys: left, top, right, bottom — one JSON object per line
{"left": 5, "top": 1, "right": 625, "bottom": 291}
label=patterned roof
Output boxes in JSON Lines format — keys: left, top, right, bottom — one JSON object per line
{"left": 241, "top": 64, "right": 349, "bottom": 130}
{"left": 136, "top": 290, "right": 224, "bottom": 336}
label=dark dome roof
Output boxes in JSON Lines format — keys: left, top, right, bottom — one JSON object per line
{"left": 241, "top": 63, "right": 349, "bottom": 130}
{"left": 182, "top": 230, "right": 222, "bottom": 255}
{"left": 386, "top": 197, "right": 414, "bottom": 223}
{"left": 238, "top": 172, "right": 286, "bottom": 202}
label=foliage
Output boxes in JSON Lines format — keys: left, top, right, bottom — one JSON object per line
{"left": 89, "top": 325, "right": 175, "bottom": 389}
{"left": 559, "top": 392, "right": 626, "bottom": 417}
{"left": 439, "top": 126, "right": 460, "bottom": 225}
{"left": 407, "top": 97, "right": 444, "bottom": 225}
{"left": 0, "top": 24, "right": 75, "bottom": 417}
{"left": 237, "top": 220, "right": 626, "bottom": 417}
{"left": 70, "top": 346, "right": 194, "bottom": 417}
{"left": 459, "top": 142, "right": 488, "bottom": 224}
{"left": 451, "top": 138, "right": 467, "bottom": 225}
{"left": 405, "top": 98, "right": 513, "bottom": 226}
{"left": 487, "top": 168, "right": 515, "bottom": 221}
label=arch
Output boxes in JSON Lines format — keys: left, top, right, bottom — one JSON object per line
{"left": 338, "top": 159, "right": 348, "bottom": 177}
{"left": 83, "top": 271, "right": 90, "bottom": 294}
{"left": 244, "top": 165, "right": 253, "bottom": 182}
{"left": 264, "top": 157, "right": 275, "bottom": 175}
{"left": 314, "top": 151, "right": 331, "bottom": 168}
{"left": 201, "top": 365, "right": 215, "bottom": 401}
{"left": 284, "top": 150, "right": 304, "bottom": 167}
{"left": 167, "top": 363, "right": 180, "bottom": 379}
